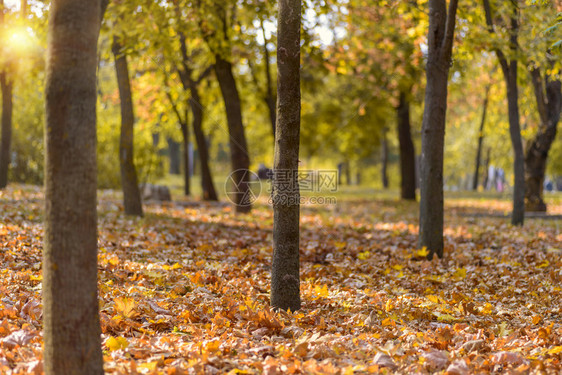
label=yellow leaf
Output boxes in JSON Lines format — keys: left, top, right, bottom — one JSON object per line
{"left": 454, "top": 268, "right": 467, "bottom": 279}
{"left": 357, "top": 251, "right": 370, "bottom": 260}
{"left": 426, "top": 295, "right": 440, "bottom": 304}
{"left": 532, "top": 315, "right": 542, "bottom": 325}
{"left": 415, "top": 247, "right": 429, "bottom": 257}
{"left": 114, "top": 297, "right": 137, "bottom": 318}
{"left": 106, "top": 336, "right": 128, "bottom": 351}
{"left": 537, "top": 260, "right": 550, "bottom": 268}
{"left": 548, "top": 346, "right": 562, "bottom": 354}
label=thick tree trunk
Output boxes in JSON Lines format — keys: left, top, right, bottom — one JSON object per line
{"left": 381, "top": 129, "right": 389, "bottom": 189}
{"left": 397, "top": 91, "right": 416, "bottom": 200}
{"left": 271, "top": 0, "right": 301, "bottom": 312}
{"left": 472, "top": 86, "right": 490, "bottom": 191}
{"left": 44, "top": 1, "right": 103, "bottom": 374}
{"left": 0, "top": 71, "right": 12, "bottom": 189}
{"left": 180, "top": 121, "right": 191, "bottom": 196}
{"left": 524, "top": 69, "right": 561, "bottom": 212}
{"left": 214, "top": 55, "right": 251, "bottom": 213}
{"left": 112, "top": 39, "right": 143, "bottom": 216}
{"left": 419, "top": 0, "right": 458, "bottom": 260}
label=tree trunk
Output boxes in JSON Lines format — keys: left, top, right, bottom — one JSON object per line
{"left": 505, "top": 62, "right": 525, "bottom": 224}
{"left": 397, "top": 91, "right": 416, "bottom": 200}
{"left": 483, "top": 147, "right": 491, "bottom": 189}
{"left": 190, "top": 90, "right": 218, "bottom": 201}
{"left": 483, "top": 0, "right": 524, "bottom": 225}
{"left": 524, "top": 68, "right": 562, "bottom": 212}
{"left": 271, "top": 0, "right": 301, "bottom": 312}
{"left": 261, "top": 21, "right": 277, "bottom": 138}
{"left": 419, "top": 0, "right": 458, "bottom": 260}
{"left": 168, "top": 138, "right": 181, "bottom": 175}
{"left": 44, "top": 0, "right": 103, "bottom": 373}
{"left": 180, "top": 120, "right": 191, "bottom": 196}
{"left": 112, "top": 39, "right": 143, "bottom": 216}
{"left": 0, "top": 71, "right": 12, "bottom": 189}
{"left": 214, "top": 55, "right": 251, "bottom": 213}
{"left": 381, "top": 129, "right": 389, "bottom": 189}
{"left": 473, "top": 86, "right": 490, "bottom": 191}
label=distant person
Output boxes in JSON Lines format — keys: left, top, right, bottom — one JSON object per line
{"left": 257, "top": 163, "right": 272, "bottom": 180}
{"left": 544, "top": 177, "right": 553, "bottom": 192}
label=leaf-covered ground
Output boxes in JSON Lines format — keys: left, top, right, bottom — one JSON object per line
{"left": 1, "top": 185, "right": 562, "bottom": 374}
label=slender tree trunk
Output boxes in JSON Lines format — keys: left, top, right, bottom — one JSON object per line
{"left": 0, "top": 71, "right": 12, "bottom": 189}
{"left": 473, "top": 85, "right": 490, "bottom": 191}
{"left": 214, "top": 55, "right": 251, "bottom": 213}
{"left": 112, "top": 39, "right": 143, "bottom": 216}
{"left": 44, "top": 0, "right": 103, "bottom": 373}
{"left": 524, "top": 68, "right": 561, "bottom": 211}
{"left": 419, "top": 0, "right": 458, "bottom": 260}
{"left": 483, "top": 147, "right": 491, "bottom": 189}
{"left": 190, "top": 90, "right": 218, "bottom": 201}
{"left": 345, "top": 160, "right": 351, "bottom": 185}
{"left": 483, "top": 0, "right": 525, "bottom": 225}
{"left": 381, "top": 129, "right": 389, "bottom": 189}
{"left": 397, "top": 91, "right": 416, "bottom": 200}
{"left": 168, "top": 138, "right": 181, "bottom": 175}
{"left": 506, "top": 62, "right": 525, "bottom": 224}
{"left": 261, "top": 20, "right": 277, "bottom": 138}
{"left": 271, "top": 0, "right": 301, "bottom": 312}
{"left": 180, "top": 120, "right": 191, "bottom": 196}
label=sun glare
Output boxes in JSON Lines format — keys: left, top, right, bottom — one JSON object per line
{"left": 5, "top": 27, "right": 34, "bottom": 54}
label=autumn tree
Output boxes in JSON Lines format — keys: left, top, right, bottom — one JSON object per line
{"left": 0, "top": 0, "right": 13, "bottom": 189}
{"left": 112, "top": 36, "right": 144, "bottom": 216}
{"left": 419, "top": 0, "right": 459, "bottom": 259}
{"left": 43, "top": 0, "right": 103, "bottom": 373}
{"left": 525, "top": 61, "right": 561, "bottom": 211}
{"left": 197, "top": 0, "right": 252, "bottom": 212}
{"left": 482, "top": 0, "right": 525, "bottom": 225}
{"left": 271, "top": 0, "right": 301, "bottom": 312}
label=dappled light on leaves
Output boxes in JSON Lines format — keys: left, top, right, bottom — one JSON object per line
{"left": 0, "top": 187, "right": 562, "bottom": 373}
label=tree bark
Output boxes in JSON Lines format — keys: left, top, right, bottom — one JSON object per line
{"left": 381, "top": 128, "right": 389, "bottom": 189}
{"left": 168, "top": 138, "right": 181, "bottom": 175}
{"left": 44, "top": 0, "right": 103, "bottom": 373}
{"left": 524, "top": 67, "right": 561, "bottom": 211}
{"left": 176, "top": 32, "right": 218, "bottom": 201}
{"left": 0, "top": 71, "right": 12, "bottom": 189}
{"left": 214, "top": 54, "right": 251, "bottom": 213}
{"left": 483, "top": 0, "right": 525, "bottom": 225}
{"left": 419, "top": 0, "right": 459, "bottom": 260}
{"left": 180, "top": 119, "right": 191, "bottom": 196}
{"left": 112, "top": 39, "right": 143, "bottom": 216}
{"left": 261, "top": 19, "right": 277, "bottom": 138}
{"left": 190, "top": 90, "right": 218, "bottom": 201}
{"left": 397, "top": 91, "right": 416, "bottom": 200}
{"left": 473, "top": 85, "right": 490, "bottom": 191}
{"left": 271, "top": 0, "right": 301, "bottom": 312}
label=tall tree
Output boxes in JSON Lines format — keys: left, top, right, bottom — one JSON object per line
{"left": 397, "top": 90, "right": 416, "bottom": 200}
{"left": 271, "top": 0, "right": 301, "bottom": 312}
{"left": 482, "top": 0, "right": 525, "bottom": 225}
{"left": 419, "top": 0, "right": 459, "bottom": 260}
{"left": 43, "top": 0, "right": 103, "bottom": 373}
{"left": 524, "top": 63, "right": 561, "bottom": 211}
{"left": 112, "top": 38, "right": 144, "bottom": 216}
{"left": 198, "top": 0, "right": 252, "bottom": 212}
{"left": 176, "top": 31, "right": 218, "bottom": 201}
{"left": 473, "top": 84, "right": 491, "bottom": 191}
{"left": 0, "top": 0, "right": 13, "bottom": 189}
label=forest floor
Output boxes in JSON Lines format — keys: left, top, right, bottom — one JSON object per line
{"left": 1, "top": 184, "right": 562, "bottom": 374}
